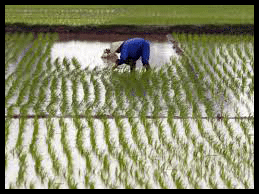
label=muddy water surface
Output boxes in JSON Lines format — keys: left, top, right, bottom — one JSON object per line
{"left": 51, "top": 40, "right": 179, "bottom": 71}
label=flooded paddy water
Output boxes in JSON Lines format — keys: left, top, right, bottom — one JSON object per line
{"left": 50, "top": 37, "right": 180, "bottom": 71}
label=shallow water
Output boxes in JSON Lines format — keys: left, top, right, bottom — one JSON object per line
{"left": 50, "top": 40, "right": 179, "bottom": 70}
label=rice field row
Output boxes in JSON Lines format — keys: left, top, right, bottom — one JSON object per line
{"left": 5, "top": 5, "right": 254, "bottom": 25}
{"left": 5, "top": 7, "right": 126, "bottom": 25}
{"left": 5, "top": 32, "right": 254, "bottom": 189}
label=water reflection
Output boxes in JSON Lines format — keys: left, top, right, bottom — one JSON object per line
{"left": 51, "top": 40, "right": 179, "bottom": 70}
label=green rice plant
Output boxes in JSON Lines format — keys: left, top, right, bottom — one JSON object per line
{"left": 142, "top": 117, "right": 153, "bottom": 146}
{"left": 100, "top": 169, "right": 109, "bottom": 188}
{"left": 214, "top": 64, "right": 223, "bottom": 80}
{"left": 15, "top": 118, "right": 26, "bottom": 153}
{"left": 28, "top": 116, "right": 44, "bottom": 182}
{"left": 15, "top": 79, "right": 30, "bottom": 107}
{"left": 244, "top": 43, "right": 254, "bottom": 62}
{"left": 84, "top": 150, "right": 92, "bottom": 174}
{"left": 124, "top": 178, "right": 134, "bottom": 189}
{"left": 5, "top": 33, "right": 34, "bottom": 71}
{"left": 112, "top": 79, "right": 126, "bottom": 114}
{"left": 116, "top": 117, "right": 131, "bottom": 155}
{"left": 81, "top": 73, "right": 91, "bottom": 109}
{"left": 5, "top": 118, "right": 12, "bottom": 150}
{"left": 87, "top": 116, "right": 97, "bottom": 153}
{"left": 73, "top": 118, "right": 85, "bottom": 157}
{"left": 54, "top": 57, "right": 61, "bottom": 72}
{"left": 83, "top": 173, "right": 90, "bottom": 188}
{"left": 61, "top": 75, "right": 69, "bottom": 115}
{"left": 175, "top": 95, "right": 188, "bottom": 118}
{"left": 5, "top": 151, "right": 8, "bottom": 170}
{"left": 183, "top": 119, "right": 191, "bottom": 139}
{"left": 47, "top": 178, "right": 61, "bottom": 189}
{"left": 72, "top": 57, "right": 81, "bottom": 69}
{"left": 89, "top": 182, "right": 95, "bottom": 189}
{"left": 196, "top": 118, "right": 205, "bottom": 137}
{"left": 59, "top": 118, "right": 74, "bottom": 177}
{"left": 102, "top": 154, "right": 110, "bottom": 174}
{"left": 71, "top": 77, "right": 80, "bottom": 115}
{"left": 8, "top": 183, "right": 15, "bottom": 189}
{"left": 67, "top": 175, "right": 78, "bottom": 189}
{"left": 220, "top": 166, "right": 234, "bottom": 189}
{"left": 157, "top": 119, "right": 170, "bottom": 150}
{"left": 102, "top": 117, "right": 116, "bottom": 156}
{"left": 46, "top": 57, "right": 53, "bottom": 73}
{"left": 128, "top": 117, "right": 143, "bottom": 151}
{"left": 135, "top": 169, "right": 146, "bottom": 188}
{"left": 46, "top": 142, "right": 62, "bottom": 176}
{"left": 27, "top": 71, "right": 46, "bottom": 106}
{"left": 186, "top": 169, "right": 201, "bottom": 189}
{"left": 5, "top": 72, "right": 15, "bottom": 94}
{"left": 139, "top": 100, "right": 149, "bottom": 122}
{"left": 154, "top": 168, "right": 169, "bottom": 189}
{"left": 62, "top": 57, "right": 71, "bottom": 72}
{"left": 236, "top": 44, "right": 246, "bottom": 64}
{"left": 29, "top": 181, "right": 36, "bottom": 189}
{"left": 171, "top": 171, "right": 185, "bottom": 189}
{"left": 227, "top": 45, "right": 237, "bottom": 65}
{"left": 241, "top": 75, "right": 247, "bottom": 94}
{"left": 117, "top": 152, "right": 127, "bottom": 172}
{"left": 239, "top": 120, "right": 252, "bottom": 144}
{"left": 208, "top": 176, "right": 218, "bottom": 189}
{"left": 169, "top": 118, "right": 177, "bottom": 138}
{"left": 16, "top": 153, "right": 27, "bottom": 187}
{"left": 46, "top": 76, "right": 59, "bottom": 116}
{"left": 5, "top": 78, "right": 19, "bottom": 107}
{"left": 33, "top": 77, "right": 49, "bottom": 115}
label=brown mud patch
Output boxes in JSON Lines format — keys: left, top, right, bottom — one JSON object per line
{"left": 5, "top": 23, "right": 254, "bottom": 42}
{"left": 5, "top": 114, "right": 254, "bottom": 121}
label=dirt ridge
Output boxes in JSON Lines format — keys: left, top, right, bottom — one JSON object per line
{"left": 5, "top": 114, "right": 254, "bottom": 121}
{"left": 5, "top": 23, "right": 254, "bottom": 35}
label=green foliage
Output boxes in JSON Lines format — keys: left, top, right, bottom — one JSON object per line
{"left": 5, "top": 5, "right": 254, "bottom": 25}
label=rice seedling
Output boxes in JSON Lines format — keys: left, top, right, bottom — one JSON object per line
{"left": 154, "top": 169, "right": 169, "bottom": 189}
{"left": 16, "top": 153, "right": 27, "bottom": 187}
{"left": 5, "top": 31, "right": 254, "bottom": 188}
{"left": 171, "top": 171, "right": 185, "bottom": 189}
{"left": 59, "top": 118, "right": 74, "bottom": 178}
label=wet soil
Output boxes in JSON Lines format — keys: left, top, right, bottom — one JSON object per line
{"left": 5, "top": 114, "right": 255, "bottom": 120}
{"left": 5, "top": 23, "right": 254, "bottom": 42}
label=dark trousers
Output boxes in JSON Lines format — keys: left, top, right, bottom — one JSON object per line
{"left": 127, "top": 59, "right": 150, "bottom": 72}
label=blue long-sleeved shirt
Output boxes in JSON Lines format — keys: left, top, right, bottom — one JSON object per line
{"left": 117, "top": 38, "right": 150, "bottom": 65}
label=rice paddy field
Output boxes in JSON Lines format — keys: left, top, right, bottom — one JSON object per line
{"left": 5, "top": 31, "right": 254, "bottom": 189}
{"left": 5, "top": 5, "right": 254, "bottom": 25}
{"left": 5, "top": 5, "right": 254, "bottom": 189}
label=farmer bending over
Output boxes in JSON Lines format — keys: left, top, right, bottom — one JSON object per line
{"left": 103, "top": 38, "right": 151, "bottom": 72}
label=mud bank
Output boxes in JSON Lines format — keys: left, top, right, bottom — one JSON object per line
{"left": 5, "top": 24, "right": 254, "bottom": 41}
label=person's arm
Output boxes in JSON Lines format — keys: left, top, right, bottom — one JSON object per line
{"left": 112, "top": 46, "right": 127, "bottom": 70}
{"left": 112, "top": 59, "right": 120, "bottom": 70}
{"left": 141, "top": 41, "right": 150, "bottom": 65}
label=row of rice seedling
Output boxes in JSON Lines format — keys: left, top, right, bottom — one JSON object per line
{"left": 5, "top": 32, "right": 253, "bottom": 188}
{"left": 5, "top": 7, "right": 127, "bottom": 25}
{"left": 6, "top": 117, "right": 253, "bottom": 188}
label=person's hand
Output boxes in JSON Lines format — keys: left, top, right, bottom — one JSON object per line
{"left": 112, "top": 65, "right": 117, "bottom": 70}
{"left": 112, "top": 59, "right": 118, "bottom": 70}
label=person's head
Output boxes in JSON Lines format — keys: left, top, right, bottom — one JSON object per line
{"left": 102, "top": 41, "right": 123, "bottom": 59}
{"left": 110, "top": 41, "right": 123, "bottom": 54}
